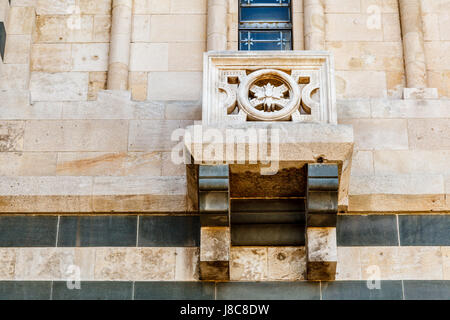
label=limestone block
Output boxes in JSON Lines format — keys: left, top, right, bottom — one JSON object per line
{"left": 4, "top": 35, "right": 31, "bottom": 64}
{"left": 291, "top": 0, "right": 303, "bottom": 13}
{"left": 407, "top": 119, "right": 450, "bottom": 150}
{"left": 72, "top": 43, "right": 109, "bottom": 71}
{"left": 133, "top": 0, "right": 170, "bottom": 14}
{"left": 306, "top": 227, "right": 337, "bottom": 280}
{"left": 0, "top": 64, "right": 30, "bottom": 90}
{"left": 360, "top": 247, "right": 443, "bottom": 280}
{"left": 0, "top": 152, "right": 57, "bottom": 176}
{"left": 168, "top": 42, "right": 205, "bottom": 72}
{"left": 371, "top": 99, "right": 448, "bottom": 118}
{"left": 56, "top": 152, "right": 127, "bottom": 176}
{"left": 0, "top": 194, "right": 93, "bottom": 213}
{"left": 93, "top": 15, "right": 111, "bottom": 42}
{"left": 129, "top": 72, "right": 148, "bottom": 101}
{"left": 439, "top": 12, "right": 450, "bottom": 41}
{"left": 325, "top": 0, "right": 360, "bottom": 13}
{"left": 200, "top": 227, "right": 230, "bottom": 261}
{"left": 14, "top": 248, "right": 96, "bottom": 281}
{"left": 327, "top": 41, "right": 403, "bottom": 71}
{"left": 161, "top": 152, "right": 186, "bottom": 176}
{"left": 351, "top": 150, "right": 374, "bottom": 176}
{"left": 0, "top": 249, "right": 16, "bottom": 280}
{"left": 88, "top": 71, "right": 107, "bottom": 100}
{"left": 31, "top": 44, "right": 72, "bottom": 72}
{"left": 164, "top": 101, "right": 202, "bottom": 120}
{"left": 6, "top": 6, "right": 35, "bottom": 35}
{"left": 124, "top": 152, "right": 162, "bottom": 176}
{"left": 0, "top": 0, "right": 10, "bottom": 23}
{"left": 335, "top": 71, "right": 387, "bottom": 98}
{"left": 335, "top": 247, "right": 361, "bottom": 280}
{"left": 386, "top": 71, "right": 405, "bottom": 98}
{"left": 92, "top": 194, "right": 187, "bottom": 213}
{"left": 361, "top": 0, "right": 399, "bottom": 13}
{"left": 30, "top": 72, "right": 89, "bottom": 102}
{"left": 383, "top": 13, "right": 402, "bottom": 41}
{"left": 443, "top": 247, "right": 450, "bottom": 280}
{"left": 133, "top": 101, "right": 165, "bottom": 120}
{"left": 403, "top": 87, "right": 439, "bottom": 99}
{"left": 94, "top": 247, "right": 176, "bottom": 281}
{"left": 339, "top": 119, "right": 408, "bottom": 150}
{"left": 0, "top": 176, "right": 93, "bottom": 196}
{"left": 79, "top": 0, "right": 112, "bottom": 15}
{"left": 0, "top": 121, "right": 24, "bottom": 151}
{"left": 35, "top": 0, "right": 77, "bottom": 15}
{"left": 267, "top": 247, "right": 306, "bottom": 281}
{"left": 326, "top": 14, "right": 383, "bottom": 42}
{"left": 374, "top": 150, "right": 450, "bottom": 175}
{"left": 128, "top": 120, "right": 193, "bottom": 152}
{"left": 292, "top": 12, "right": 304, "bottom": 50}
{"left": 175, "top": 247, "right": 199, "bottom": 281}
{"left": 349, "top": 174, "right": 444, "bottom": 195}
{"left": 422, "top": 13, "right": 440, "bottom": 41}
{"left": 230, "top": 247, "right": 267, "bottom": 281}
{"left": 0, "top": 90, "right": 33, "bottom": 119}
{"left": 131, "top": 15, "right": 151, "bottom": 42}
{"left": 337, "top": 99, "right": 371, "bottom": 119}
{"left": 34, "top": 15, "right": 93, "bottom": 43}
{"left": 349, "top": 194, "right": 446, "bottom": 212}
{"left": 148, "top": 72, "right": 203, "bottom": 100}
{"left": 93, "top": 176, "right": 186, "bottom": 196}
{"left": 171, "top": 0, "right": 207, "bottom": 14}
{"left": 150, "top": 15, "right": 206, "bottom": 42}
{"left": 130, "top": 43, "right": 168, "bottom": 72}
{"left": 23, "top": 120, "right": 128, "bottom": 152}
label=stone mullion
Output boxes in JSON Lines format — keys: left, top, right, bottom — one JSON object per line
{"left": 207, "top": 0, "right": 228, "bottom": 51}
{"left": 303, "top": 0, "right": 325, "bottom": 51}
{"left": 107, "top": 0, "right": 132, "bottom": 90}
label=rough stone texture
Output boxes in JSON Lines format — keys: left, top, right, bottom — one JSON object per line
{"left": 230, "top": 247, "right": 268, "bottom": 281}
{"left": 200, "top": 227, "right": 230, "bottom": 262}
{"left": 268, "top": 247, "right": 306, "bottom": 281}
{"left": 335, "top": 247, "right": 361, "bottom": 280}
{"left": 30, "top": 72, "right": 89, "bottom": 102}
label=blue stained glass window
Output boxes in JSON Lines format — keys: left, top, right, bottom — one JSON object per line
{"left": 239, "top": 0, "right": 292, "bottom": 51}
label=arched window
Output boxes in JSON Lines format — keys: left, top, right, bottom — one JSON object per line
{"left": 239, "top": 0, "right": 292, "bottom": 51}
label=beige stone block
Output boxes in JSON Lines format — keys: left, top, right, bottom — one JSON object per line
{"left": 128, "top": 120, "right": 193, "bottom": 152}
{"left": 125, "top": 152, "right": 162, "bottom": 176}
{"left": 56, "top": 152, "right": 126, "bottom": 176}
{"left": 88, "top": 71, "right": 107, "bottom": 100}
{"left": 7, "top": 6, "right": 35, "bottom": 35}
{"left": 30, "top": 72, "right": 89, "bottom": 102}
{"left": 291, "top": 0, "right": 303, "bottom": 13}
{"left": 150, "top": 15, "right": 206, "bottom": 42}
{"left": 403, "top": 87, "right": 439, "bottom": 100}
{"left": 360, "top": 247, "right": 443, "bottom": 280}
{"left": 336, "top": 247, "right": 361, "bottom": 280}
{"left": 129, "top": 72, "right": 148, "bottom": 101}
{"left": 134, "top": 101, "right": 165, "bottom": 119}
{"left": 427, "top": 71, "right": 446, "bottom": 98}
{"left": 0, "top": 249, "right": 16, "bottom": 280}
{"left": 147, "top": 72, "right": 203, "bottom": 100}
{"left": 307, "top": 228, "right": 337, "bottom": 262}
{"left": 14, "top": 248, "right": 96, "bottom": 281}
{"left": 349, "top": 194, "right": 445, "bottom": 212}
{"left": 94, "top": 247, "right": 176, "bottom": 281}
{"left": 168, "top": 42, "right": 205, "bottom": 72}
{"left": 164, "top": 101, "right": 202, "bottom": 120}
{"left": 0, "top": 0, "right": 9, "bottom": 22}
{"left": 361, "top": 0, "right": 399, "bottom": 13}
{"left": 407, "top": 119, "right": 450, "bottom": 150}
{"left": 351, "top": 150, "right": 374, "bottom": 176}
{"left": 386, "top": 71, "right": 405, "bottom": 98}
{"left": 326, "top": 14, "right": 383, "bottom": 41}
{"left": 35, "top": 0, "right": 77, "bottom": 15}
{"left": 72, "top": 43, "right": 109, "bottom": 71}
{"left": 35, "top": 15, "right": 94, "bottom": 43}
{"left": 327, "top": 41, "right": 403, "bottom": 71}
{"left": 371, "top": 99, "right": 449, "bottom": 118}
{"left": 93, "top": 176, "right": 186, "bottom": 196}
{"left": 422, "top": 13, "right": 440, "bottom": 41}
{"left": 0, "top": 90, "right": 32, "bottom": 119}
{"left": 161, "top": 152, "right": 186, "bottom": 176}
{"left": 325, "top": 0, "right": 360, "bottom": 13}
{"left": 79, "top": 0, "right": 112, "bottom": 14}
{"left": 349, "top": 174, "right": 444, "bottom": 195}
{"left": 131, "top": 15, "right": 151, "bottom": 42}
{"left": 93, "top": 15, "right": 111, "bottom": 42}
{"left": 335, "top": 71, "right": 387, "bottom": 98}
{"left": 130, "top": 43, "right": 168, "bottom": 72}
{"left": 31, "top": 44, "right": 72, "bottom": 72}
{"left": 383, "top": 13, "right": 402, "bottom": 41}
{"left": 133, "top": 0, "right": 170, "bottom": 14}
{"left": 374, "top": 150, "right": 450, "bottom": 175}
{"left": 23, "top": 120, "right": 128, "bottom": 152}
{"left": 337, "top": 99, "right": 371, "bottom": 119}
{"left": 443, "top": 247, "right": 450, "bottom": 280}
{"left": 230, "top": 247, "right": 267, "bottom": 281}
{"left": 0, "top": 121, "right": 24, "bottom": 151}
{"left": 0, "top": 194, "right": 94, "bottom": 213}
{"left": 340, "top": 119, "right": 408, "bottom": 150}
{"left": 0, "top": 64, "right": 30, "bottom": 90}
{"left": 267, "top": 247, "right": 306, "bottom": 281}
{"left": 0, "top": 152, "right": 57, "bottom": 176}
{"left": 170, "top": 0, "right": 206, "bottom": 14}
{"left": 0, "top": 101, "right": 63, "bottom": 121}
{"left": 443, "top": 71, "right": 450, "bottom": 98}
{"left": 420, "top": 0, "right": 450, "bottom": 14}
{"left": 292, "top": 11, "right": 304, "bottom": 50}
{"left": 175, "top": 247, "right": 199, "bottom": 281}
{"left": 200, "top": 227, "right": 230, "bottom": 261}
{"left": 439, "top": 13, "right": 450, "bottom": 41}
{"left": 4, "top": 35, "right": 31, "bottom": 64}
{"left": 0, "top": 176, "right": 93, "bottom": 196}
{"left": 424, "top": 41, "right": 448, "bottom": 71}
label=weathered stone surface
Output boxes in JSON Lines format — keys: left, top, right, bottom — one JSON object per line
{"left": 307, "top": 227, "right": 337, "bottom": 280}
{"left": 407, "top": 119, "right": 450, "bottom": 150}
{"left": 371, "top": 99, "right": 449, "bottom": 118}
{"left": 443, "top": 247, "right": 450, "bottom": 280}
{"left": 230, "top": 247, "right": 267, "bottom": 281}
{"left": 267, "top": 247, "right": 306, "bottom": 280}
{"left": 129, "top": 72, "right": 148, "bottom": 101}
{"left": 0, "top": 152, "right": 57, "bottom": 176}
{"left": 349, "top": 194, "right": 446, "bottom": 212}
{"left": 0, "top": 64, "right": 30, "bottom": 90}
{"left": 200, "top": 227, "right": 230, "bottom": 261}
{"left": 351, "top": 151, "right": 374, "bottom": 176}
{"left": 335, "top": 71, "right": 387, "bottom": 98}
{"left": 34, "top": 15, "right": 94, "bottom": 43}
{"left": 337, "top": 99, "right": 371, "bottom": 119}
{"left": 30, "top": 72, "right": 89, "bottom": 102}
{"left": 88, "top": 72, "right": 107, "bottom": 100}
{"left": 72, "top": 43, "right": 109, "bottom": 72}
{"left": 150, "top": 15, "right": 206, "bottom": 42}
{"left": 130, "top": 43, "right": 168, "bottom": 72}
{"left": 147, "top": 72, "right": 202, "bottom": 100}
{"left": 336, "top": 247, "right": 361, "bottom": 280}
{"left": 7, "top": 6, "right": 35, "bottom": 35}
{"left": 0, "top": 121, "right": 24, "bottom": 151}
{"left": 4, "top": 35, "right": 31, "bottom": 64}
{"left": 31, "top": 44, "right": 72, "bottom": 72}
{"left": 175, "top": 247, "right": 199, "bottom": 281}
{"left": 0, "top": 248, "right": 16, "bottom": 280}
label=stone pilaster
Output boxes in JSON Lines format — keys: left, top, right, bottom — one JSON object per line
{"left": 207, "top": 0, "right": 228, "bottom": 51}
{"left": 303, "top": 0, "right": 325, "bottom": 51}
{"left": 306, "top": 164, "right": 338, "bottom": 280}
{"left": 107, "top": 0, "right": 132, "bottom": 90}
{"left": 399, "top": 0, "right": 438, "bottom": 99}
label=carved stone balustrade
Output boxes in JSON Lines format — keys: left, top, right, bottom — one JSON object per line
{"left": 185, "top": 51, "right": 354, "bottom": 281}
